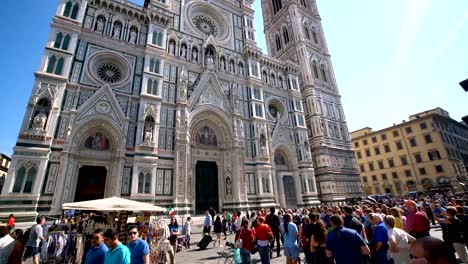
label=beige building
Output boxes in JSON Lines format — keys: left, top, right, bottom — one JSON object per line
{"left": 351, "top": 108, "right": 468, "bottom": 196}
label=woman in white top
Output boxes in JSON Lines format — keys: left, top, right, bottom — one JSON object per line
{"left": 384, "top": 215, "right": 415, "bottom": 264}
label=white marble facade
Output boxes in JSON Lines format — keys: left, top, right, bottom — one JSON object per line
{"left": 0, "top": 0, "right": 362, "bottom": 220}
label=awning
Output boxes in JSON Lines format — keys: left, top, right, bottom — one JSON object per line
{"left": 62, "top": 196, "right": 166, "bottom": 212}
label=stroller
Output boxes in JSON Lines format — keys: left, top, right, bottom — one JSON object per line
{"left": 176, "top": 237, "right": 186, "bottom": 252}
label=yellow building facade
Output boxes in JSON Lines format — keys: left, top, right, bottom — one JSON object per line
{"left": 351, "top": 108, "right": 468, "bottom": 196}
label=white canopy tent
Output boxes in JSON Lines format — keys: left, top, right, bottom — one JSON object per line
{"left": 62, "top": 196, "right": 166, "bottom": 212}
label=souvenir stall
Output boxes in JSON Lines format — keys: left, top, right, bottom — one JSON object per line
{"left": 45, "top": 196, "right": 169, "bottom": 263}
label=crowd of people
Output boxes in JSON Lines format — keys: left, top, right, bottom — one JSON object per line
{"left": 200, "top": 191, "right": 468, "bottom": 264}
{"left": 1, "top": 191, "right": 468, "bottom": 263}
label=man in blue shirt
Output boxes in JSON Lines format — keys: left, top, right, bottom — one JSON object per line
{"left": 326, "top": 215, "right": 370, "bottom": 264}
{"left": 372, "top": 213, "right": 390, "bottom": 264}
{"left": 203, "top": 210, "right": 213, "bottom": 237}
{"left": 85, "top": 228, "right": 108, "bottom": 264}
{"left": 127, "top": 226, "right": 150, "bottom": 264}
{"left": 103, "top": 228, "right": 131, "bottom": 264}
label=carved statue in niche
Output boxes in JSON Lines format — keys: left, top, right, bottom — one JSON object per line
{"left": 179, "top": 67, "right": 188, "bottom": 100}
{"left": 113, "top": 23, "right": 121, "bottom": 39}
{"left": 192, "top": 48, "right": 198, "bottom": 62}
{"left": 225, "top": 177, "right": 232, "bottom": 196}
{"left": 32, "top": 111, "right": 48, "bottom": 130}
{"left": 169, "top": 41, "right": 175, "bottom": 55}
{"left": 180, "top": 45, "right": 187, "bottom": 58}
{"left": 206, "top": 48, "right": 214, "bottom": 65}
{"left": 95, "top": 16, "right": 105, "bottom": 32}
{"left": 129, "top": 28, "right": 137, "bottom": 44}
{"left": 230, "top": 61, "right": 234, "bottom": 73}
{"left": 144, "top": 126, "right": 153, "bottom": 142}
{"left": 260, "top": 135, "right": 267, "bottom": 156}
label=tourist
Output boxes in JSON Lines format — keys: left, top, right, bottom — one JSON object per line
{"left": 8, "top": 229, "right": 24, "bottom": 264}
{"left": 326, "top": 215, "right": 370, "bottom": 264}
{"left": 343, "top": 206, "right": 366, "bottom": 240}
{"left": 203, "top": 210, "right": 212, "bottom": 237}
{"left": 389, "top": 207, "right": 405, "bottom": 229}
{"left": 254, "top": 216, "right": 273, "bottom": 264}
{"left": 409, "top": 236, "right": 453, "bottom": 264}
{"left": 300, "top": 215, "right": 314, "bottom": 264}
{"left": 226, "top": 211, "right": 232, "bottom": 233}
{"left": 281, "top": 213, "right": 300, "bottom": 264}
{"left": 103, "top": 228, "right": 131, "bottom": 264}
{"left": 433, "top": 206, "right": 468, "bottom": 263}
{"left": 127, "top": 226, "right": 150, "bottom": 264}
{"left": 23, "top": 215, "right": 46, "bottom": 264}
{"left": 311, "top": 217, "right": 328, "bottom": 264}
{"left": 0, "top": 226, "right": 15, "bottom": 263}
{"left": 235, "top": 218, "right": 255, "bottom": 264}
{"left": 6, "top": 214, "right": 14, "bottom": 228}
{"left": 85, "top": 228, "right": 109, "bottom": 264}
{"left": 213, "top": 215, "right": 223, "bottom": 247}
{"left": 168, "top": 217, "right": 179, "bottom": 264}
{"left": 384, "top": 215, "right": 414, "bottom": 264}
{"left": 183, "top": 216, "right": 191, "bottom": 248}
{"left": 266, "top": 207, "right": 281, "bottom": 258}
{"left": 372, "top": 213, "right": 390, "bottom": 264}
{"left": 404, "top": 200, "right": 430, "bottom": 238}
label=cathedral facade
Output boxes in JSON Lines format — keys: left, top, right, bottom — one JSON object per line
{"left": 0, "top": 0, "right": 362, "bottom": 220}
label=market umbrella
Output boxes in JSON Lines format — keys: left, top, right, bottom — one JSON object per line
{"left": 62, "top": 196, "right": 166, "bottom": 212}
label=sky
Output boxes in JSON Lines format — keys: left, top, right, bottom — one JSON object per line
{"left": 0, "top": 0, "right": 467, "bottom": 156}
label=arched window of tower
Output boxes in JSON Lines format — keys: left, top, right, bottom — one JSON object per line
{"left": 304, "top": 25, "right": 310, "bottom": 40}
{"left": 283, "top": 28, "right": 290, "bottom": 44}
{"left": 275, "top": 35, "right": 282, "bottom": 52}
{"left": 312, "top": 30, "right": 319, "bottom": 45}
{"left": 271, "top": 0, "right": 283, "bottom": 15}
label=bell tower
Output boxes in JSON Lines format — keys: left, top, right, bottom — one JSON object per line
{"left": 261, "top": 0, "right": 363, "bottom": 202}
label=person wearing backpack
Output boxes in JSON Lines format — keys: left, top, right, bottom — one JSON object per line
{"left": 266, "top": 208, "right": 281, "bottom": 259}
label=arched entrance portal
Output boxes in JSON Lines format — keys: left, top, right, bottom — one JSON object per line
{"left": 189, "top": 109, "right": 235, "bottom": 215}
{"left": 195, "top": 161, "right": 219, "bottom": 214}
{"left": 274, "top": 148, "right": 298, "bottom": 209}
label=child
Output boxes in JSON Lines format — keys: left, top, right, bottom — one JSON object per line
{"left": 183, "top": 216, "right": 192, "bottom": 248}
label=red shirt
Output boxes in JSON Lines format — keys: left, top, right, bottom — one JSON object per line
{"left": 7, "top": 217, "right": 15, "bottom": 227}
{"left": 235, "top": 228, "right": 256, "bottom": 251}
{"left": 405, "top": 211, "right": 430, "bottom": 234}
{"left": 254, "top": 224, "right": 272, "bottom": 241}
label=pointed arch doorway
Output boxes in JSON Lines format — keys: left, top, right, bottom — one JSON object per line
{"left": 74, "top": 166, "right": 107, "bottom": 202}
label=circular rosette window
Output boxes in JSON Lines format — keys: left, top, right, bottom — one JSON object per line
{"left": 186, "top": 2, "right": 230, "bottom": 41}
{"left": 87, "top": 51, "right": 132, "bottom": 87}
{"left": 267, "top": 99, "right": 286, "bottom": 121}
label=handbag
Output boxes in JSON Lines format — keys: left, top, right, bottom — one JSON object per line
{"left": 235, "top": 230, "right": 243, "bottom": 248}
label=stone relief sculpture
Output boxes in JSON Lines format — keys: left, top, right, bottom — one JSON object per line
{"left": 32, "top": 112, "right": 48, "bottom": 130}
{"left": 95, "top": 16, "right": 105, "bottom": 32}
{"left": 129, "top": 28, "right": 137, "bottom": 44}
{"left": 169, "top": 41, "right": 175, "bottom": 55}
{"left": 192, "top": 47, "right": 198, "bottom": 62}
{"left": 180, "top": 45, "right": 187, "bottom": 58}
{"left": 179, "top": 67, "right": 188, "bottom": 100}
{"left": 113, "top": 23, "right": 121, "bottom": 39}
{"left": 225, "top": 177, "right": 232, "bottom": 196}
{"left": 144, "top": 126, "right": 153, "bottom": 142}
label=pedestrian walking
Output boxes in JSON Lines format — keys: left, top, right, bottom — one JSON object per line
{"left": 235, "top": 218, "right": 256, "bottom": 264}
{"left": 23, "top": 215, "right": 46, "bottom": 264}
{"left": 103, "top": 228, "right": 131, "bottom": 264}
{"left": 254, "top": 216, "right": 273, "bottom": 264}
{"left": 85, "top": 228, "right": 109, "bottom": 264}
{"left": 127, "top": 226, "right": 150, "bottom": 264}
{"left": 325, "top": 215, "right": 370, "bottom": 264}
{"left": 280, "top": 213, "right": 300, "bottom": 264}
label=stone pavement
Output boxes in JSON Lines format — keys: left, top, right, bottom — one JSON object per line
{"left": 176, "top": 232, "right": 286, "bottom": 264}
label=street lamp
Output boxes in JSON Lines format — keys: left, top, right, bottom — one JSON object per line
{"left": 460, "top": 79, "right": 468, "bottom": 92}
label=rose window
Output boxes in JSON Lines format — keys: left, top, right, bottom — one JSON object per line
{"left": 97, "top": 63, "right": 122, "bottom": 83}
{"left": 192, "top": 15, "right": 218, "bottom": 37}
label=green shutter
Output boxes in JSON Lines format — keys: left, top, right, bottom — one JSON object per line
{"left": 62, "top": 35, "right": 70, "bottom": 50}
{"left": 71, "top": 3, "right": 79, "bottom": 19}
{"left": 12, "top": 167, "right": 26, "bottom": 193}
{"left": 63, "top": 1, "right": 72, "bottom": 17}
{"left": 46, "top": 56, "right": 56, "bottom": 73}
{"left": 54, "top": 32, "right": 63, "bottom": 48}
{"left": 23, "top": 167, "right": 36, "bottom": 193}
{"left": 55, "top": 58, "right": 64, "bottom": 75}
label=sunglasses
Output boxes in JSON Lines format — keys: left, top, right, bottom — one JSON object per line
{"left": 129, "top": 231, "right": 138, "bottom": 235}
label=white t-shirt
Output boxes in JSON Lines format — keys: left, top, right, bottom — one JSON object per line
{"left": 0, "top": 234, "right": 15, "bottom": 263}
{"left": 387, "top": 227, "right": 414, "bottom": 249}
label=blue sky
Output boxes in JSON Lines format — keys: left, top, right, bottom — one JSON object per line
{"left": 0, "top": 0, "right": 466, "bottom": 156}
